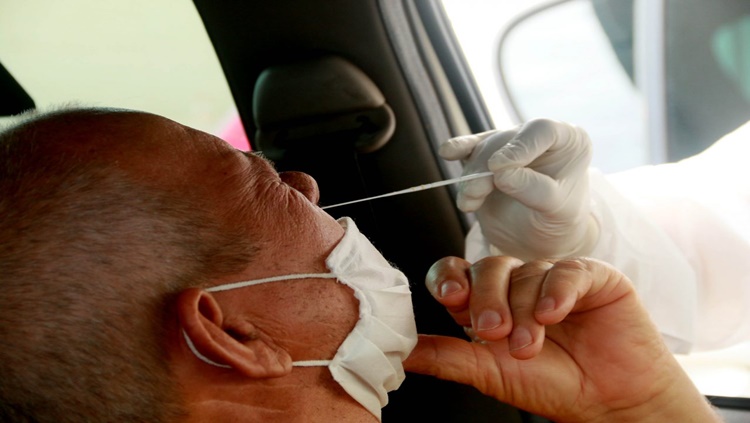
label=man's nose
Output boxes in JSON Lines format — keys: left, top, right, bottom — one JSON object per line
{"left": 279, "top": 171, "right": 320, "bottom": 204}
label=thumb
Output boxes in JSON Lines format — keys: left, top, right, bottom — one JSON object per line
{"left": 487, "top": 120, "right": 558, "bottom": 170}
{"left": 455, "top": 174, "right": 494, "bottom": 212}
{"left": 492, "top": 167, "right": 560, "bottom": 213}
{"left": 439, "top": 130, "right": 499, "bottom": 160}
{"left": 404, "top": 334, "right": 504, "bottom": 397}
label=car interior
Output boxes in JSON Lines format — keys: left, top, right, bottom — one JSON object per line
{"left": 1, "top": 1, "right": 749, "bottom": 422}
{"left": 190, "top": 2, "right": 524, "bottom": 420}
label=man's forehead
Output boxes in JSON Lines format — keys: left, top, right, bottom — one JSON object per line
{"left": 69, "top": 111, "right": 224, "bottom": 161}
{"left": 9, "top": 108, "right": 281, "bottom": 203}
{"left": 12, "top": 110, "right": 220, "bottom": 186}
{"left": 14, "top": 109, "right": 171, "bottom": 151}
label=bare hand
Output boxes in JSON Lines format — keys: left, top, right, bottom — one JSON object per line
{"left": 404, "top": 256, "right": 720, "bottom": 423}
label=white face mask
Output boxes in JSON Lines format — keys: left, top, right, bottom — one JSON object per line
{"left": 183, "top": 216, "right": 417, "bottom": 420}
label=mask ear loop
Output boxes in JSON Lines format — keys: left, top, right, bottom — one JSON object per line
{"left": 183, "top": 272, "right": 341, "bottom": 369}
{"left": 204, "top": 273, "right": 337, "bottom": 292}
{"left": 183, "top": 331, "right": 333, "bottom": 368}
{"left": 183, "top": 330, "right": 232, "bottom": 369}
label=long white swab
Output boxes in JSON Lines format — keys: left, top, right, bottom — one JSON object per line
{"left": 321, "top": 171, "right": 493, "bottom": 210}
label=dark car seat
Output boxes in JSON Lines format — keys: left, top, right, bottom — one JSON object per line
{"left": 0, "top": 61, "right": 34, "bottom": 116}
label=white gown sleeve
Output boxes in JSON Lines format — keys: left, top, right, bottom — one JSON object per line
{"left": 465, "top": 120, "right": 750, "bottom": 353}
{"left": 606, "top": 121, "right": 750, "bottom": 353}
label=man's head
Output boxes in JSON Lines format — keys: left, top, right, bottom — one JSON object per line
{"left": 0, "top": 108, "right": 380, "bottom": 422}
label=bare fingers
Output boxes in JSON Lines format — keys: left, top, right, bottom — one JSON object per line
{"left": 425, "top": 256, "right": 523, "bottom": 339}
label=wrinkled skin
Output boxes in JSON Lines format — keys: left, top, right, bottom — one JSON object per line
{"left": 404, "top": 256, "right": 720, "bottom": 423}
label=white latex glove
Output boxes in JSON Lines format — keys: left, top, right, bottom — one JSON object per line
{"left": 440, "top": 118, "right": 599, "bottom": 260}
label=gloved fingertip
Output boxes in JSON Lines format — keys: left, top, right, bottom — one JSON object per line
{"left": 461, "top": 178, "right": 494, "bottom": 198}
{"left": 487, "top": 148, "right": 515, "bottom": 171}
{"left": 438, "top": 138, "right": 469, "bottom": 160}
{"left": 457, "top": 195, "right": 483, "bottom": 212}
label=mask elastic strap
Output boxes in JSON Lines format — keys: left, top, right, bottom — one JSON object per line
{"left": 183, "top": 330, "right": 232, "bottom": 369}
{"left": 184, "top": 272, "right": 340, "bottom": 369}
{"left": 205, "top": 272, "right": 337, "bottom": 292}
{"left": 183, "top": 330, "right": 333, "bottom": 368}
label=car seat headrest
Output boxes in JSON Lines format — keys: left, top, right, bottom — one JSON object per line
{"left": 0, "top": 61, "right": 35, "bottom": 116}
{"left": 253, "top": 55, "right": 395, "bottom": 160}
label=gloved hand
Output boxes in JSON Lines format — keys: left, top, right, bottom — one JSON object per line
{"left": 439, "top": 118, "right": 599, "bottom": 260}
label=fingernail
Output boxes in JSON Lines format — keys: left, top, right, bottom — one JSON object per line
{"left": 439, "top": 280, "right": 462, "bottom": 298}
{"left": 509, "top": 326, "right": 532, "bottom": 351}
{"left": 476, "top": 310, "right": 502, "bottom": 331}
{"left": 536, "top": 296, "right": 556, "bottom": 313}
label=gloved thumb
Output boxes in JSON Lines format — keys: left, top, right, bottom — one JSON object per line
{"left": 456, "top": 174, "right": 494, "bottom": 212}
{"left": 491, "top": 167, "right": 560, "bottom": 213}
{"left": 439, "top": 130, "right": 500, "bottom": 161}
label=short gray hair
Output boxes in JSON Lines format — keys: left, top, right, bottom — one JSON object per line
{"left": 0, "top": 108, "right": 256, "bottom": 422}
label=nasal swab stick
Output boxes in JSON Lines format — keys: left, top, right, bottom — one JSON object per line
{"left": 321, "top": 171, "right": 493, "bottom": 210}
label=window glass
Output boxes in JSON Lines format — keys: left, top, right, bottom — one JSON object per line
{"left": 712, "top": 16, "right": 750, "bottom": 104}
{"left": 441, "top": 0, "right": 750, "bottom": 399}
{"left": 664, "top": 0, "right": 750, "bottom": 160}
{"left": 0, "top": 1, "right": 249, "bottom": 150}
{"left": 498, "top": 0, "right": 646, "bottom": 172}
{"left": 441, "top": 0, "right": 647, "bottom": 173}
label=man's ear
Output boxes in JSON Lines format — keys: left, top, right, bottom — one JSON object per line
{"left": 176, "top": 288, "right": 293, "bottom": 378}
